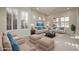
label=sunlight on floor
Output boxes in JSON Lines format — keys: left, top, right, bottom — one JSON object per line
{"left": 70, "top": 35, "right": 79, "bottom": 39}
{"left": 65, "top": 42, "right": 79, "bottom": 50}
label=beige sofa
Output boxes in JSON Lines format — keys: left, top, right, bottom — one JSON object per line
{"left": 0, "top": 33, "right": 12, "bottom": 51}
{"left": 0, "top": 36, "right": 3, "bottom": 51}
{"left": 15, "top": 36, "right": 37, "bottom": 51}
{"left": 36, "top": 37, "right": 54, "bottom": 50}
{"left": 29, "top": 34, "right": 43, "bottom": 44}
{"left": 0, "top": 32, "right": 37, "bottom": 51}
{"left": 29, "top": 34, "right": 54, "bottom": 51}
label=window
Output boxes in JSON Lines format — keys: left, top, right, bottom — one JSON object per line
{"left": 60, "top": 17, "right": 69, "bottom": 28}
{"left": 6, "top": 8, "right": 18, "bottom": 30}
{"left": 53, "top": 17, "right": 69, "bottom": 28}
{"left": 60, "top": 17, "right": 65, "bottom": 27}
{"left": 53, "top": 18, "right": 60, "bottom": 27}
{"left": 60, "top": 17, "right": 65, "bottom": 22}
{"left": 65, "top": 17, "right": 69, "bottom": 21}
{"left": 25, "top": 12, "right": 28, "bottom": 23}
{"left": 6, "top": 8, "right": 28, "bottom": 30}
{"left": 61, "top": 23, "right": 65, "bottom": 27}
{"left": 21, "top": 11, "right": 28, "bottom": 29}
{"left": 56, "top": 18, "right": 59, "bottom": 22}
{"left": 6, "top": 8, "right": 12, "bottom": 30}
{"left": 13, "top": 9, "right": 18, "bottom": 29}
{"left": 65, "top": 17, "right": 69, "bottom": 28}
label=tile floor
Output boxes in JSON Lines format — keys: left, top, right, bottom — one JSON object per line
{"left": 26, "top": 33, "right": 79, "bottom": 51}
{"left": 53, "top": 34, "right": 79, "bottom": 51}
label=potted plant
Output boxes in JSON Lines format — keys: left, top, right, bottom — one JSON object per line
{"left": 70, "top": 24, "right": 76, "bottom": 34}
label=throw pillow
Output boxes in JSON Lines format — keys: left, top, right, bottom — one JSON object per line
{"left": 7, "top": 32, "right": 20, "bottom": 51}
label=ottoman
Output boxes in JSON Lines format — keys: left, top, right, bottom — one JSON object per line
{"left": 29, "top": 34, "right": 43, "bottom": 44}
{"left": 36, "top": 37, "right": 54, "bottom": 51}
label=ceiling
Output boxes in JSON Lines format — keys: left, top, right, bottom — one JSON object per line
{"left": 32, "top": 7, "right": 75, "bottom": 15}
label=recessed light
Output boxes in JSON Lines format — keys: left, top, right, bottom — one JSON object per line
{"left": 67, "top": 8, "right": 70, "bottom": 10}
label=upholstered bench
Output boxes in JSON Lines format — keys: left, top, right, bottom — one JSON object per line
{"left": 29, "top": 34, "right": 44, "bottom": 44}
{"left": 36, "top": 37, "right": 54, "bottom": 51}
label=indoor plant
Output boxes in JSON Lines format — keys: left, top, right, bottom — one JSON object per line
{"left": 70, "top": 24, "right": 76, "bottom": 34}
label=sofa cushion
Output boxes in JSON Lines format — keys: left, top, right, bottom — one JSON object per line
{"left": 19, "top": 39, "right": 37, "bottom": 51}
{"left": 19, "top": 43, "right": 32, "bottom": 51}
{"left": 29, "top": 34, "right": 43, "bottom": 41}
{"left": 16, "top": 38, "right": 25, "bottom": 45}
{"left": 0, "top": 36, "right": 3, "bottom": 51}
{"left": 2, "top": 35, "right": 12, "bottom": 51}
{"left": 14, "top": 36, "right": 24, "bottom": 40}
{"left": 37, "top": 37, "right": 54, "bottom": 48}
{"left": 7, "top": 32, "right": 20, "bottom": 51}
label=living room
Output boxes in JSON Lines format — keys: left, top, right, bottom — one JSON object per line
{"left": 0, "top": 7, "right": 79, "bottom": 51}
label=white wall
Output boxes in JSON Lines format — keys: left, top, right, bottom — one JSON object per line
{"left": 76, "top": 8, "right": 79, "bottom": 35}
{"left": 0, "top": 8, "right": 6, "bottom": 33}
{"left": 0, "top": 7, "right": 31, "bottom": 36}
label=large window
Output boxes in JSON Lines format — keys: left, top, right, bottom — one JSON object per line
{"left": 65, "top": 17, "right": 69, "bottom": 28}
{"left": 6, "top": 8, "right": 18, "bottom": 30}
{"left": 7, "top": 8, "right": 12, "bottom": 30}
{"left": 13, "top": 9, "right": 18, "bottom": 29}
{"left": 56, "top": 18, "right": 60, "bottom": 27}
{"left": 6, "top": 8, "right": 28, "bottom": 30}
{"left": 60, "top": 17, "right": 69, "bottom": 28}
{"left": 60, "top": 17, "right": 65, "bottom": 27}
{"left": 53, "top": 18, "right": 60, "bottom": 27}
{"left": 21, "top": 11, "right": 28, "bottom": 29}
{"left": 53, "top": 17, "right": 69, "bottom": 28}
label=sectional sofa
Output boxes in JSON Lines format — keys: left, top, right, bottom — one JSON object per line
{"left": 0, "top": 31, "right": 54, "bottom": 51}
{"left": 0, "top": 32, "right": 37, "bottom": 51}
{"left": 29, "top": 34, "right": 54, "bottom": 51}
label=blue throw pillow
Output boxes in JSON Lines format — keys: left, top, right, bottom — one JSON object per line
{"left": 7, "top": 32, "right": 20, "bottom": 51}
